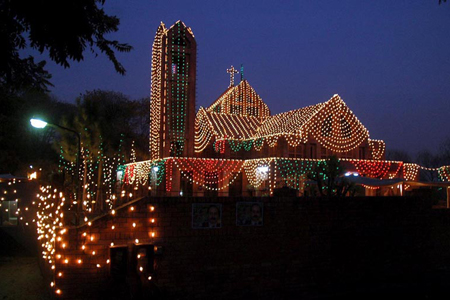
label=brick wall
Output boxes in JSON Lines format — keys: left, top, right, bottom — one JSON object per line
{"left": 51, "top": 196, "right": 447, "bottom": 299}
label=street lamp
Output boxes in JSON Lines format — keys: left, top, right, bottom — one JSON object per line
{"left": 30, "top": 118, "right": 82, "bottom": 224}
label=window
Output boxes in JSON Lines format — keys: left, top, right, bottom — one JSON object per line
{"left": 289, "top": 145, "right": 303, "bottom": 158}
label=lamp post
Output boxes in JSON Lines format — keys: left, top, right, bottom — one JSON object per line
{"left": 30, "top": 118, "right": 82, "bottom": 224}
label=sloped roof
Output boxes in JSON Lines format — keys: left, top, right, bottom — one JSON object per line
{"left": 254, "top": 103, "right": 324, "bottom": 138}
{"left": 207, "top": 80, "right": 270, "bottom": 120}
{"left": 204, "top": 111, "right": 262, "bottom": 139}
{"left": 197, "top": 93, "right": 375, "bottom": 153}
{"left": 195, "top": 107, "right": 262, "bottom": 152}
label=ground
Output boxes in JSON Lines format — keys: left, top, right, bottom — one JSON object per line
{"left": 0, "top": 227, "right": 50, "bottom": 300}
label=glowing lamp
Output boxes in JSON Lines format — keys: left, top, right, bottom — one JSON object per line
{"left": 257, "top": 166, "right": 269, "bottom": 173}
{"left": 30, "top": 118, "right": 48, "bottom": 129}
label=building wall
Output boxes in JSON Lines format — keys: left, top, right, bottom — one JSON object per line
{"left": 53, "top": 196, "right": 437, "bottom": 299}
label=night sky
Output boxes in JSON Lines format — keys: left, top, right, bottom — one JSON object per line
{"left": 30, "top": 0, "right": 450, "bottom": 156}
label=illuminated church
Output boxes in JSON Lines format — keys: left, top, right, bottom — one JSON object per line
{"left": 120, "top": 20, "right": 449, "bottom": 197}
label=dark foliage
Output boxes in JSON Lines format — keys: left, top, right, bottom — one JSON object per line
{"left": 307, "top": 155, "right": 355, "bottom": 197}
{"left": 0, "top": 0, "right": 132, "bottom": 93}
{"left": 386, "top": 149, "right": 413, "bottom": 163}
{"left": 0, "top": 89, "right": 76, "bottom": 176}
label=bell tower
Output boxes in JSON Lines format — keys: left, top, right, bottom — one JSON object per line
{"left": 150, "top": 21, "right": 197, "bottom": 159}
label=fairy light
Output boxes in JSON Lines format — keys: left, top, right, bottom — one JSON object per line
{"left": 368, "top": 139, "right": 386, "bottom": 160}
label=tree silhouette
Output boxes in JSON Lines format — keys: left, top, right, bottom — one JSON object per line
{"left": 307, "top": 155, "right": 355, "bottom": 197}
{"left": 0, "top": 0, "right": 132, "bottom": 93}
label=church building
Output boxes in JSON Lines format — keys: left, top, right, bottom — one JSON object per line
{"left": 119, "top": 20, "right": 449, "bottom": 198}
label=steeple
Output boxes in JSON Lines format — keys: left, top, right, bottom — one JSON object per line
{"left": 150, "top": 21, "right": 197, "bottom": 159}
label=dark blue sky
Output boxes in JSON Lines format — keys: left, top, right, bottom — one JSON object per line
{"left": 34, "top": 0, "right": 450, "bottom": 156}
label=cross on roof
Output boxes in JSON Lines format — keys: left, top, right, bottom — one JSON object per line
{"left": 226, "top": 65, "right": 239, "bottom": 87}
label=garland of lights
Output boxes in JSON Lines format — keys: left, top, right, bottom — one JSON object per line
{"left": 121, "top": 159, "right": 167, "bottom": 187}
{"left": 121, "top": 157, "right": 411, "bottom": 194}
{"left": 166, "top": 159, "right": 173, "bottom": 192}
{"left": 34, "top": 186, "right": 66, "bottom": 295}
{"left": 306, "top": 95, "right": 369, "bottom": 152}
{"left": 26, "top": 184, "right": 160, "bottom": 297}
{"left": 368, "top": 139, "right": 385, "bottom": 160}
{"left": 352, "top": 160, "right": 391, "bottom": 179}
{"left": 213, "top": 139, "right": 226, "bottom": 153}
{"left": 438, "top": 166, "right": 450, "bottom": 182}
{"left": 275, "top": 159, "right": 319, "bottom": 191}
{"left": 243, "top": 158, "right": 274, "bottom": 189}
{"left": 403, "top": 163, "right": 420, "bottom": 181}
{"left": 388, "top": 163, "right": 403, "bottom": 179}
{"left": 195, "top": 108, "right": 216, "bottom": 152}
{"left": 171, "top": 158, "right": 244, "bottom": 190}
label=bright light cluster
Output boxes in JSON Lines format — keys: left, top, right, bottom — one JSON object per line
{"left": 150, "top": 22, "right": 166, "bottom": 160}
{"left": 172, "top": 158, "right": 244, "bottom": 191}
{"left": 206, "top": 80, "right": 270, "bottom": 120}
{"left": 438, "top": 166, "right": 450, "bottom": 182}
{"left": 243, "top": 158, "right": 274, "bottom": 190}
{"left": 195, "top": 108, "right": 262, "bottom": 152}
{"left": 122, "top": 157, "right": 410, "bottom": 195}
{"left": 31, "top": 185, "right": 160, "bottom": 297}
{"left": 353, "top": 160, "right": 393, "bottom": 179}
{"left": 35, "top": 186, "right": 66, "bottom": 296}
{"left": 196, "top": 93, "right": 378, "bottom": 156}
{"left": 226, "top": 65, "right": 239, "bottom": 87}
{"left": 368, "top": 139, "right": 385, "bottom": 160}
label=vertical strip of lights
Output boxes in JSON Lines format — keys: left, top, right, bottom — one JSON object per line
{"left": 150, "top": 23, "right": 166, "bottom": 160}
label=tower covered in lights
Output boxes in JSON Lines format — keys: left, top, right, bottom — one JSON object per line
{"left": 150, "top": 21, "right": 197, "bottom": 160}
